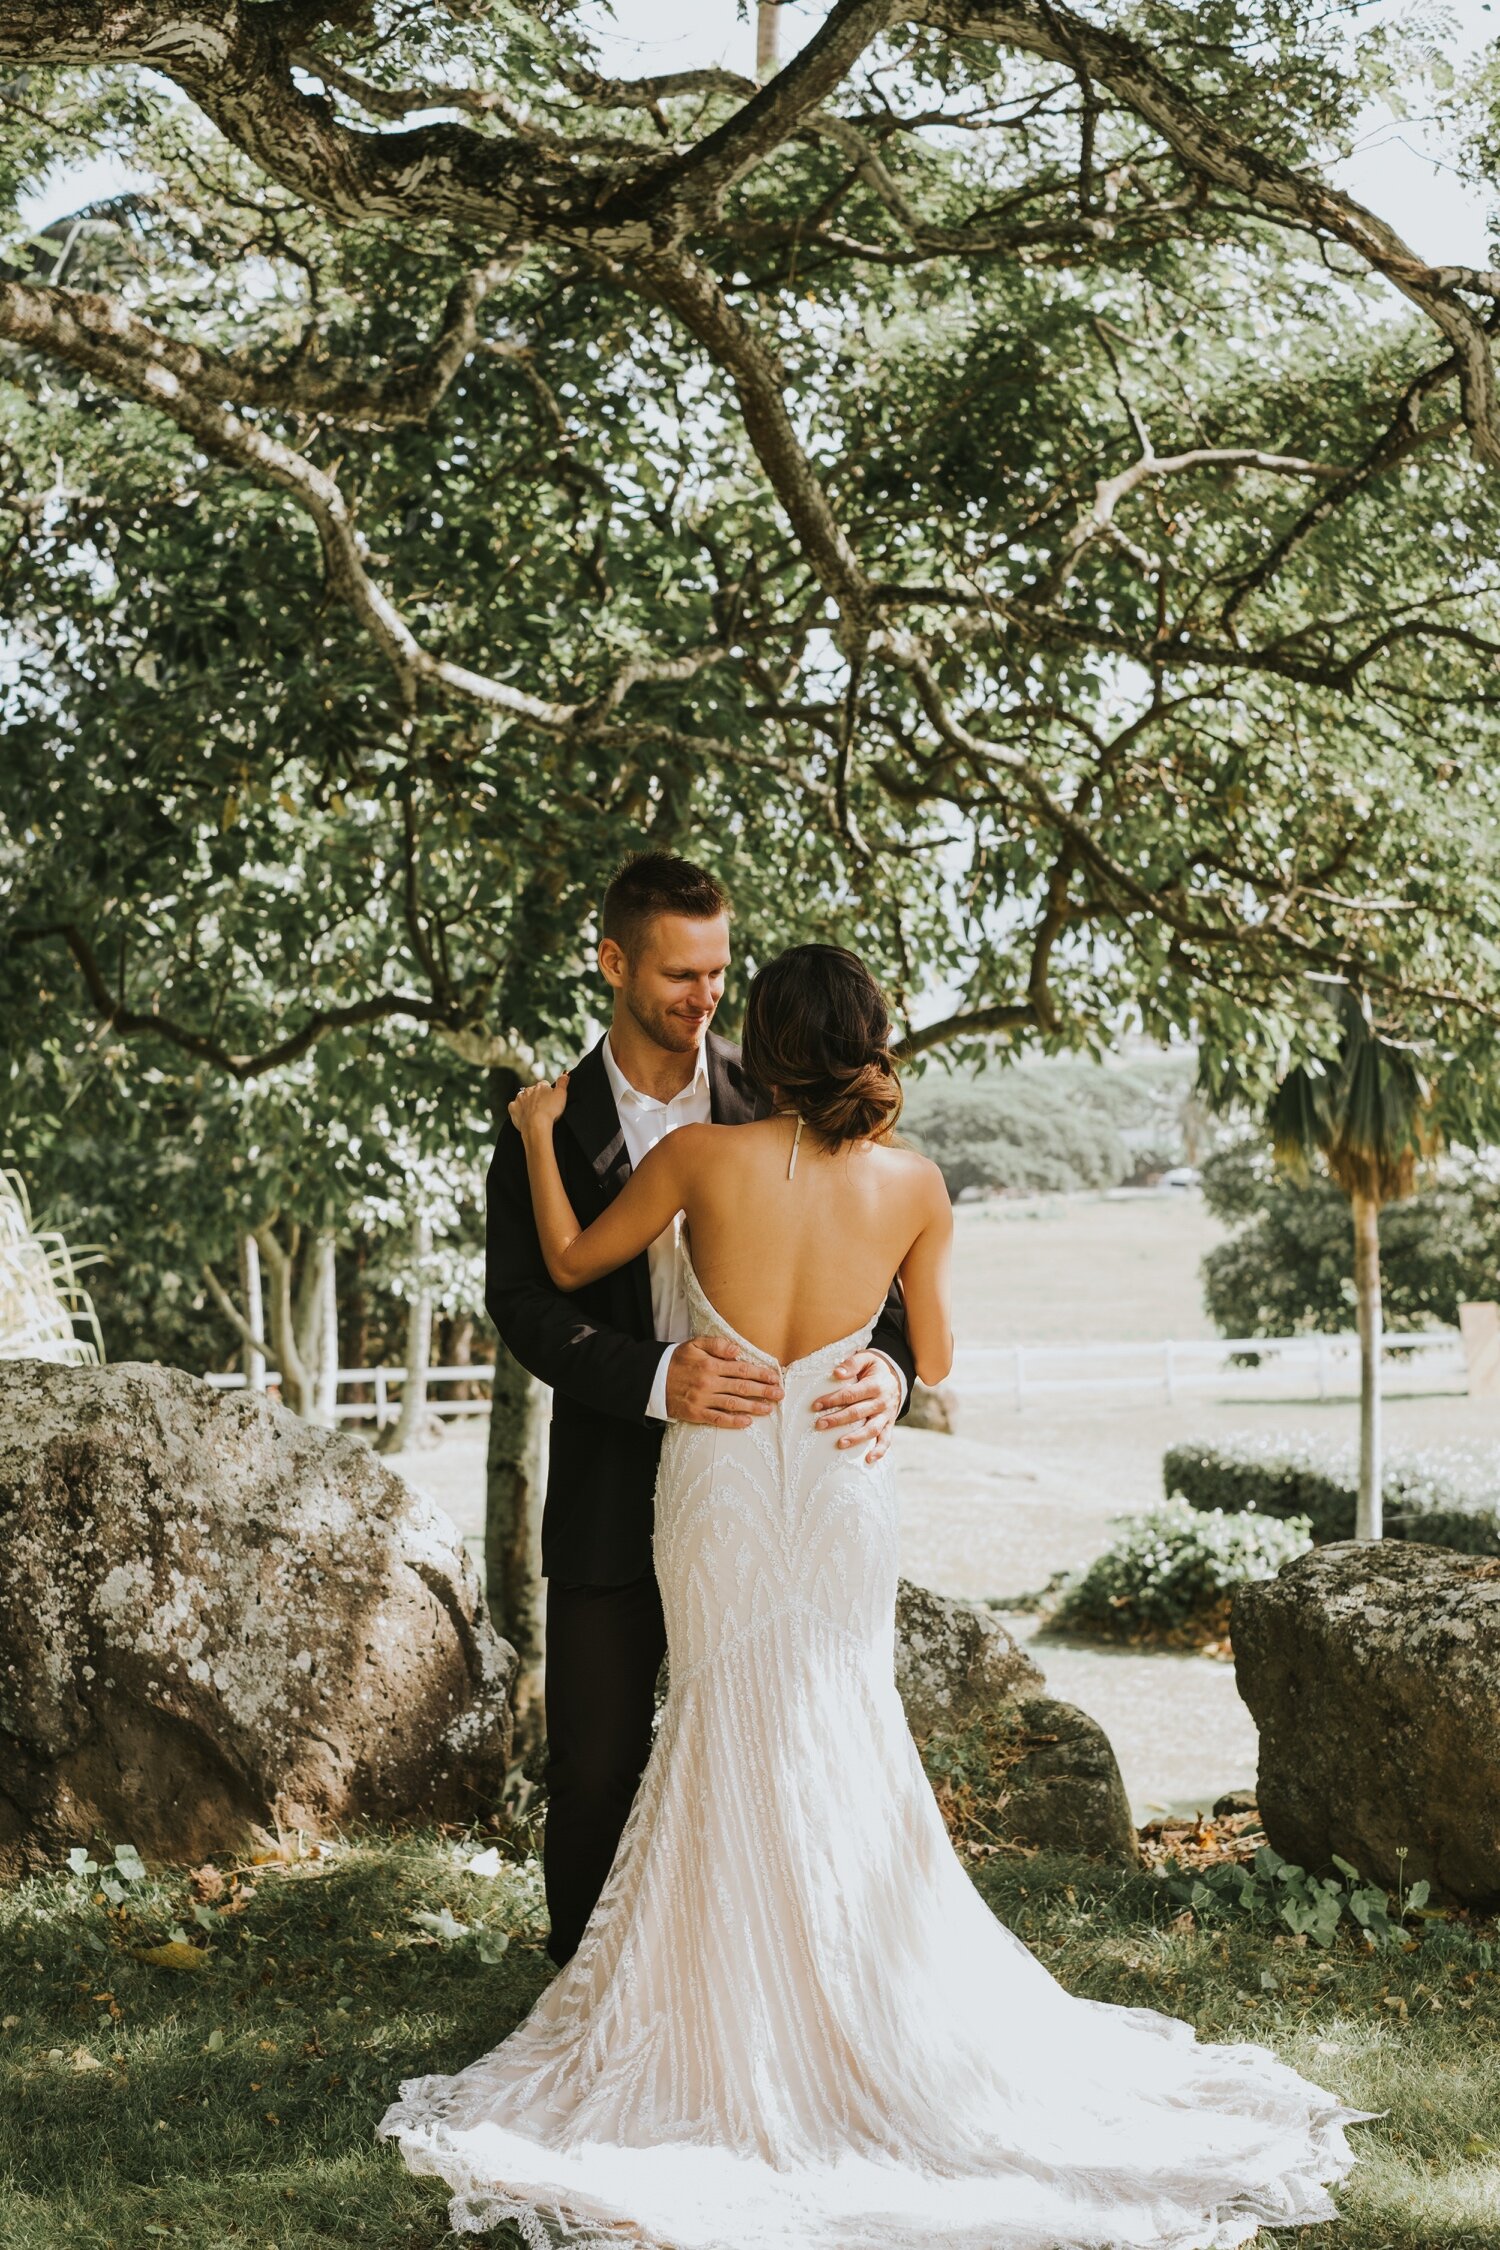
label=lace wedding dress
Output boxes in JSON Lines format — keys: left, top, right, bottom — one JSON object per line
{"left": 378, "top": 1249, "right": 1369, "bottom": 2250}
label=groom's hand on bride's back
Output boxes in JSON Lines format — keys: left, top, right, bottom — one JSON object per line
{"left": 666, "top": 1338, "right": 783, "bottom": 1427}
{"left": 811, "top": 1351, "right": 902, "bottom": 1466}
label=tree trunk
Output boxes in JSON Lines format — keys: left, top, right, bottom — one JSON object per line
{"left": 237, "top": 1228, "right": 266, "bottom": 1392}
{"left": 254, "top": 1221, "right": 310, "bottom": 1419}
{"left": 378, "top": 1211, "right": 436, "bottom": 1454}
{"left": 756, "top": 0, "right": 780, "bottom": 79}
{"left": 315, "top": 1228, "right": 340, "bottom": 1426}
{"left": 279, "top": 1225, "right": 338, "bottom": 1428}
{"left": 1352, "top": 1188, "right": 1384, "bottom": 1540}
{"left": 486, "top": 1344, "right": 547, "bottom": 1751}
{"left": 448, "top": 1313, "right": 475, "bottom": 1400}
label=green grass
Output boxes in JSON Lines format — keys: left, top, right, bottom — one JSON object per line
{"left": 2, "top": 1828, "right": 1498, "bottom": 2249}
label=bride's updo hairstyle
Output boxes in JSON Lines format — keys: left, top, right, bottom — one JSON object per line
{"left": 742, "top": 944, "right": 903, "bottom": 1147}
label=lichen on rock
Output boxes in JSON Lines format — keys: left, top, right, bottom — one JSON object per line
{"left": 895, "top": 1580, "right": 1138, "bottom": 1867}
{"left": 0, "top": 1360, "right": 517, "bottom": 1878}
{"left": 1233, "top": 1539, "right": 1500, "bottom": 1907}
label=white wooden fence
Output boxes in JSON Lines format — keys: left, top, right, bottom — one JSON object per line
{"left": 951, "top": 1330, "right": 1466, "bottom": 1408}
{"left": 204, "top": 1328, "right": 1469, "bottom": 1427}
{"left": 203, "top": 1364, "right": 492, "bottom": 1428}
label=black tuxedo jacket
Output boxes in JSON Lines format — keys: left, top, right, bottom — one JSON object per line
{"left": 485, "top": 1029, "right": 917, "bottom": 1586}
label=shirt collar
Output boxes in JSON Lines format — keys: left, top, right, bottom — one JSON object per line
{"left": 601, "top": 1031, "right": 710, "bottom": 1112}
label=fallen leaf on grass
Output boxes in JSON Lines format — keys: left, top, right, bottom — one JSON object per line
{"left": 70, "top": 2046, "right": 104, "bottom": 2072}
{"left": 411, "top": 1907, "right": 470, "bottom": 1942}
{"left": 190, "top": 1863, "right": 226, "bottom": 1901}
{"left": 131, "top": 1943, "right": 210, "bottom": 1973}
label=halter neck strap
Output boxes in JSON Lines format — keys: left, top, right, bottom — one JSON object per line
{"left": 787, "top": 1114, "right": 804, "bottom": 1180}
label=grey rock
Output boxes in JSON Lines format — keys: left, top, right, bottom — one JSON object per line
{"left": 996, "top": 1696, "right": 1141, "bottom": 1866}
{"left": 905, "top": 1382, "right": 959, "bottom": 1435}
{"left": 895, "top": 1579, "right": 1138, "bottom": 1866}
{"left": 0, "top": 1360, "right": 517, "bottom": 1878}
{"left": 894, "top": 1577, "right": 1042, "bottom": 1738}
{"left": 1233, "top": 1540, "right": 1500, "bottom": 1907}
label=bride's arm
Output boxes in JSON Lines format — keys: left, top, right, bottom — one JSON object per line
{"left": 509, "top": 1075, "right": 706, "bottom": 1290}
{"left": 896, "top": 1160, "right": 955, "bottom": 1386}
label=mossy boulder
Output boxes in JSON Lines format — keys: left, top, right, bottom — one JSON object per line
{"left": 895, "top": 1581, "right": 1138, "bottom": 1867}
{"left": 1233, "top": 1540, "right": 1500, "bottom": 1907}
{"left": 0, "top": 1361, "right": 517, "bottom": 1879}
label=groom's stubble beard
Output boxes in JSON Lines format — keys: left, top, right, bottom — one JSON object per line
{"left": 619, "top": 978, "right": 716, "bottom": 1057}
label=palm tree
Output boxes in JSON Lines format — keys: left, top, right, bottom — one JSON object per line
{"left": 1265, "top": 988, "right": 1439, "bottom": 1540}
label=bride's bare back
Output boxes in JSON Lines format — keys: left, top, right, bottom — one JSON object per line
{"left": 511, "top": 1086, "right": 954, "bottom": 1389}
{"left": 674, "top": 1117, "right": 951, "bottom": 1375}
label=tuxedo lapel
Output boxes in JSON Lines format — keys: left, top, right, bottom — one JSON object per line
{"left": 707, "top": 1031, "right": 771, "bottom": 1125}
{"left": 560, "top": 1028, "right": 767, "bottom": 1349}
{"left": 563, "top": 1035, "right": 633, "bottom": 1203}
{"left": 562, "top": 1033, "right": 653, "bottom": 1337}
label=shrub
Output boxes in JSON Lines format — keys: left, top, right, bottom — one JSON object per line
{"left": 1165, "top": 1432, "right": 1500, "bottom": 1553}
{"left": 1049, "top": 1500, "right": 1312, "bottom": 1647}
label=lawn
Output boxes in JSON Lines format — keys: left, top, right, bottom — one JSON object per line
{"left": 2, "top": 1825, "right": 1497, "bottom": 2250}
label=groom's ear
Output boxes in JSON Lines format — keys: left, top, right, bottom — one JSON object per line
{"left": 599, "top": 937, "right": 628, "bottom": 990}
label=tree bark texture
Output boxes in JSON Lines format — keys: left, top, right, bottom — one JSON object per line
{"left": 485, "top": 1344, "right": 547, "bottom": 1749}
{"left": 1352, "top": 1189, "right": 1384, "bottom": 1541}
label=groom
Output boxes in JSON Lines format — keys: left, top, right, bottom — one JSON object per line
{"left": 485, "top": 851, "right": 916, "bottom": 1966}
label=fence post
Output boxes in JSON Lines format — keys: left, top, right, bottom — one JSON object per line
{"left": 374, "top": 1368, "right": 389, "bottom": 1428}
{"left": 1164, "top": 1339, "right": 1176, "bottom": 1403}
{"left": 1316, "top": 1333, "right": 1328, "bottom": 1401}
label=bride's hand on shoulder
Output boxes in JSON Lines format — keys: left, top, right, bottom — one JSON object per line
{"left": 509, "top": 1071, "right": 570, "bottom": 1138}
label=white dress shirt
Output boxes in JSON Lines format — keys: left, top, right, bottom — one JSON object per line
{"left": 600, "top": 1032, "right": 908, "bottom": 1423}
{"left": 600, "top": 1033, "right": 712, "bottom": 1421}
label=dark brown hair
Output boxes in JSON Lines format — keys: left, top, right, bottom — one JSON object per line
{"left": 742, "top": 944, "right": 903, "bottom": 1147}
{"left": 601, "top": 851, "right": 731, "bottom": 959}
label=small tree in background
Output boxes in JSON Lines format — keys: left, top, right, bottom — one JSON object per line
{"left": 1209, "top": 986, "right": 1499, "bottom": 1542}
{"left": 1200, "top": 1139, "right": 1500, "bottom": 1339}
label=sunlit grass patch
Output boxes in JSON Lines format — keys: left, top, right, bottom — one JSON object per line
{"left": 978, "top": 1852, "right": 1500, "bottom": 2250}
{"left": 3, "top": 1827, "right": 1497, "bottom": 2247}
{"left": 0, "top": 1822, "right": 551, "bottom": 2247}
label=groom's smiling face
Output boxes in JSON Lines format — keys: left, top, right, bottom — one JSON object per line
{"left": 602, "top": 911, "right": 731, "bottom": 1056}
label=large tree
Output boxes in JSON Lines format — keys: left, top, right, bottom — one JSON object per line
{"left": 8, "top": 0, "right": 1500, "bottom": 1667}
{"left": 4, "top": 0, "right": 1500, "bottom": 1083}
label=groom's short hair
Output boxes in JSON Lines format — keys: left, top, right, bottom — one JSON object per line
{"left": 602, "top": 852, "right": 731, "bottom": 959}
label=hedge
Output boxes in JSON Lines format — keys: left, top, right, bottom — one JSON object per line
{"left": 1164, "top": 1432, "right": 1500, "bottom": 1553}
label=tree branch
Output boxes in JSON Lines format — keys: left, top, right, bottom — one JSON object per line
{"left": 8, "top": 920, "right": 446, "bottom": 1077}
{"left": 923, "top": 0, "right": 1500, "bottom": 465}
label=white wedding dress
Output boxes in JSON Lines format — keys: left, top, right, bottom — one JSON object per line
{"left": 378, "top": 1248, "right": 1369, "bottom": 2250}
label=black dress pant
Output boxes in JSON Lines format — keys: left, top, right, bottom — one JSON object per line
{"left": 542, "top": 1570, "right": 667, "bottom": 1968}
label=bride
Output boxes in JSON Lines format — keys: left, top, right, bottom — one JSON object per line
{"left": 378, "top": 943, "right": 1369, "bottom": 2250}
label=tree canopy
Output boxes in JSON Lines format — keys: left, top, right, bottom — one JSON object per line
{"left": 4, "top": 0, "right": 1500, "bottom": 1095}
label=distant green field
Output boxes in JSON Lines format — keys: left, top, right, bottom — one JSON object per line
{"left": 949, "top": 1190, "right": 1227, "bottom": 1346}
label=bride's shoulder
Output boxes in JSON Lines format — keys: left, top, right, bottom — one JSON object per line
{"left": 873, "top": 1139, "right": 948, "bottom": 1201}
